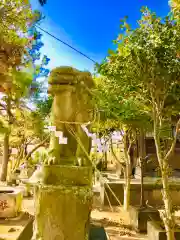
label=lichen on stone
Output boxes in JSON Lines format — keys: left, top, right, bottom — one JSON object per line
{"left": 47, "top": 66, "right": 95, "bottom": 166}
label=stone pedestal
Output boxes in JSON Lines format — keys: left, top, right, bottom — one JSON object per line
{"left": 33, "top": 165, "right": 92, "bottom": 240}
{"left": 0, "top": 187, "right": 23, "bottom": 218}
{"left": 147, "top": 221, "right": 180, "bottom": 240}
{"left": 129, "top": 206, "right": 160, "bottom": 232}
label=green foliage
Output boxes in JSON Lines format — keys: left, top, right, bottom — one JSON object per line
{"left": 0, "top": 1, "right": 50, "bottom": 180}
{"left": 32, "top": 149, "right": 48, "bottom": 164}
{"left": 36, "top": 96, "right": 53, "bottom": 118}
{"left": 11, "top": 70, "right": 34, "bottom": 99}
{"left": 0, "top": 0, "right": 33, "bottom": 45}
{"left": 38, "top": 0, "right": 47, "bottom": 6}
{"left": 0, "top": 117, "right": 8, "bottom": 134}
{"left": 169, "top": 0, "right": 180, "bottom": 18}
{"left": 98, "top": 8, "right": 180, "bottom": 137}
{"left": 11, "top": 108, "right": 47, "bottom": 147}
{"left": 0, "top": 0, "right": 34, "bottom": 82}
{"left": 0, "top": 1, "right": 43, "bottom": 91}
{"left": 93, "top": 74, "right": 151, "bottom": 135}
{"left": 96, "top": 8, "right": 180, "bottom": 218}
{"left": 0, "top": 68, "right": 49, "bottom": 162}
{"left": 0, "top": 70, "right": 33, "bottom": 125}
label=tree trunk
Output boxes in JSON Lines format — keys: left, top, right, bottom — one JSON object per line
{"left": 104, "top": 151, "right": 107, "bottom": 170}
{"left": 140, "top": 158, "right": 145, "bottom": 207}
{"left": 139, "top": 129, "right": 146, "bottom": 207}
{"left": 123, "top": 161, "right": 131, "bottom": 211}
{"left": 154, "top": 124, "right": 175, "bottom": 240}
{"left": 161, "top": 165, "right": 175, "bottom": 240}
{"left": 0, "top": 95, "right": 11, "bottom": 182}
{"left": 0, "top": 132, "right": 9, "bottom": 181}
{"left": 123, "top": 133, "right": 131, "bottom": 211}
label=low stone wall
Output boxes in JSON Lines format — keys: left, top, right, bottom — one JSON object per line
{"left": 101, "top": 179, "right": 180, "bottom": 207}
{"left": 147, "top": 220, "right": 180, "bottom": 240}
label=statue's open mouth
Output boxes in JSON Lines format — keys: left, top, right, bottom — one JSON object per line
{"left": 48, "top": 75, "right": 77, "bottom": 86}
{"left": 47, "top": 80, "right": 76, "bottom": 94}
{"left": 48, "top": 67, "right": 95, "bottom": 91}
{"left": 49, "top": 82, "right": 75, "bottom": 86}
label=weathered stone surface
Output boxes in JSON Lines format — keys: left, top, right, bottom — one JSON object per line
{"left": 48, "top": 66, "right": 95, "bottom": 166}
{"left": 42, "top": 165, "right": 92, "bottom": 186}
{"left": 0, "top": 187, "right": 23, "bottom": 218}
{"left": 147, "top": 221, "right": 180, "bottom": 240}
{"left": 129, "top": 206, "right": 160, "bottom": 232}
{"left": 33, "top": 184, "right": 92, "bottom": 240}
{"left": 32, "top": 67, "right": 94, "bottom": 240}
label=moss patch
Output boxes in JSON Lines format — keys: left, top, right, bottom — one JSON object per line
{"left": 42, "top": 165, "right": 92, "bottom": 186}
{"left": 34, "top": 184, "right": 92, "bottom": 240}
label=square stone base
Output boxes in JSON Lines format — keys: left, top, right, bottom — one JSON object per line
{"left": 33, "top": 184, "right": 92, "bottom": 240}
{"left": 129, "top": 206, "right": 160, "bottom": 232}
{"left": 0, "top": 187, "right": 23, "bottom": 218}
{"left": 147, "top": 221, "right": 180, "bottom": 240}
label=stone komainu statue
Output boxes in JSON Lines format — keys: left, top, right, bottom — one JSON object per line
{"left": 48, "top": 66, "right": 95, "bottom": 166}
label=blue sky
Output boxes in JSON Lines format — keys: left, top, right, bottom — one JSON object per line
{"left": 30, "top": 0, "right": 170, "bottom": 73}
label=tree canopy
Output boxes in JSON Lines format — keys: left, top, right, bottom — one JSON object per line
{"left": 97, "top": 7, "right": 180, "bottom": 239}
{"left": 0, "top": 1, "right": 51, "bottom": 181}
{"left": 98, "top": 8, "right": 180, "bottom": 131}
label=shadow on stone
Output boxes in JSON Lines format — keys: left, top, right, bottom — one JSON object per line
{"left": 17, "top": 215, "right": 33, "bottom": 240}
{"left": 0, "top": 212, "right": 34, "bottom": 240}
{"left": 89, "top": 225, "right": 107, "bottom": 240}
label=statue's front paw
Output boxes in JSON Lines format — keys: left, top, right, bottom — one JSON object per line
{"left": 44, "top": 157, "right": 56, "bottom": 165}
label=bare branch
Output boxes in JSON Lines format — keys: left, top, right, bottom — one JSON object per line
{"left": 165, "top": 118, "right": 180, "bottom": 161}
{"left": 24, "top": 134, "right": 50, "bottom": 161}
{"left": 127, "top": 135, "right": 135, "bottom": 155}
{"left": 127, "top": 142, "right": 132, "bottom": 155}
{"left": 0, "top": 103, "right": 6, "bottom": 110}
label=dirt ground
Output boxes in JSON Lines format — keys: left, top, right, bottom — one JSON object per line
{"left": 91, "top": 207, "right": 147, "bottom": 240}
{"left": 22, "top": 198, "right": 147, "bottom": 240}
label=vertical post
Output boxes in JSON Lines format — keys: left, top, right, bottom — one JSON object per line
{"left": 140, "top": 157, "right": 146, "bottom": 207}
{"left": 139, "top": 129, "right": 146, "bottom": 208}
{"left": 0, "top": 95, "right": 11, "bottom": 181}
